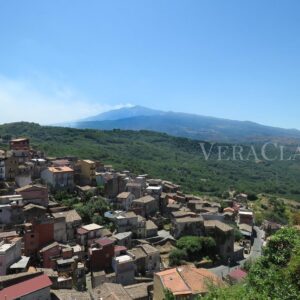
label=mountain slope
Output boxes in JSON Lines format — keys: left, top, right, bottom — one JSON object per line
{"left": 1, "top": 122, "right": 300, "bottom": 200}
{"left": 73, "top": 112, "right": 300, "bottom": 144}
{"left": 79, "top": 105, "right": 165, "bottom": 122}
{"left": 71, "top": 106, "right": 300, "bottom": 143}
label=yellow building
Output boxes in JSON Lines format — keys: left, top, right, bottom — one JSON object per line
{"left": 78, "top": 159, "right": 96, "bottom": 185}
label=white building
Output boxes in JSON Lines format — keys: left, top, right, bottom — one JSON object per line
{"left": 41, "top": 166, "right": 74, "bottom": 190}
{"left": 112, "top": 255, "right": 135, "bottom": 286}
{"left": 0, "top": 237, "right": 22, "bottom": 275}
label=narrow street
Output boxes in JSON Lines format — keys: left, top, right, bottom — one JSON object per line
{"left": 208, "top": 226, "right": 265, "bottom": 278}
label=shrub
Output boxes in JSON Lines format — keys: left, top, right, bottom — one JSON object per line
{"left": 169, "top": 249, "right": 187, "bottom": 266}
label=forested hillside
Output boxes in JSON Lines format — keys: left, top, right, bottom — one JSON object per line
{"left": 1, "top": 122, "right": 300, "bottom": 200}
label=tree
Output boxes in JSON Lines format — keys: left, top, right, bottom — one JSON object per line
{"left": 234, "top": 228, "right": 243, "bottom": 242}
{"left": 203, "top": 227, "right": 300, "bottom": 299}
{"left": 169, "top": 249, "right": 187, "bottom": 266}
{"left": 263, "top": 227, "right": 300, "bottom": 266}
{"left": 176, "top": 236, "right": 216, "bottom": 261}
{"left": 163, "top": 289, "right": 175, "bottom": 300}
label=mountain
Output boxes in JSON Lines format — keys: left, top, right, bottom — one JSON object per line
{"left": 1, "top": 122, "right": 300, "bottom": 200}
{"left": 71, "top": 106, "right": 300, "bottom": 144}
{"left": 79, "top": 105, "right": 165, "bottom": 122}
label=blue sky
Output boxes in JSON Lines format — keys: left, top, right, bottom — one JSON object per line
{"left": 0, "top": 1, "right": 300, "bottom": 127}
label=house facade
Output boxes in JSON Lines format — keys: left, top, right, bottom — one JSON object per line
{"left": 0, "top": 237, "right": 22, "bottom": 275}
{"left": 116, "top": 192, "right": 135, "bottom": 211}
{"left": 41, "top": 166, "right": 74, "bottom": 191}
{"left": 9, "top": 138, "right": 30, "bottom": 151}
{"left": 16, "top": 184, "right": 49, "bottom": 207}
{"left": 112, "top": 255, "right": 135, "bottom": 286}
{"left": 131, "top": 195, "right": 158, "bottom": 217}
{"left": 78, "top": 159, "right": 97, "bottom": 185}
{"left": 0, "top": 150, "right": 5, "bottom": 180}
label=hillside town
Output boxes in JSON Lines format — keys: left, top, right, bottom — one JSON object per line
{"left": 0, "top": 137, "right": 268, "bottom": 299}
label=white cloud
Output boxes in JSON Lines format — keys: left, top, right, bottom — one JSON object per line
{"left": 0, "top": 74, "right": 133, "bottom": 124}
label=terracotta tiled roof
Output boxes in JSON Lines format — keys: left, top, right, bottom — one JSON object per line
{"left": 156, "top": 268, "right": 191, "bottom": 296}
{"left": 156, "top": 266, "right": 224, "bottom": 296}
{"left": 178, "top": 266, "right": 224, "bottom": 294}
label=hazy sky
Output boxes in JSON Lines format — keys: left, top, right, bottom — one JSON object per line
{"left": 0, "top": 1, "right": 300, "bottom": 127}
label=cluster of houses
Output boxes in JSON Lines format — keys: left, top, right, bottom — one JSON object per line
{"left": 0, "top": 137, "right": 257, "bottom": 299}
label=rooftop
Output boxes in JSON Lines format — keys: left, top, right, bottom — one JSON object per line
{"left": 239, "top": 223, "right": 253, "bottom": 233}
{"left": 23, "top": 203, "right": 47, "bottom": 212}
{"left": 10, "top": 256, "right": 30, "bottom": 269}
{"left": 15, "top": 184, "right": 47, "bottom": 192}
{"left": 82, "top": 223, "right": 103, "bottom": 231}
{"left": 56, "top": 256, "right": 78, "bottom": 265}
{"left": 93, "top": 283, "right": 132, "bottom": 300}
{"left": 175, "top": 216, "right": 203, "bottom": 223}
{"left": 95, "top": 237, "right": 114, "bottom": 247}
{"left": 52, "top": 209, "right": 82, "bottom": 223}
{"left": 139, "top": 243, "right": 158, "bottom": 255}
{"left": 128, "top": 247, "right": 147, "bottom": 260}
{"left": 146, "top": 220, "right": 158, "bottom": 231}
{"left": 146, "top": 186, "right": 162, "bottom": 191}
{"left": 156, "top": 266, "right": 224, "bottom": 296}
{"left": 115, "top": 255, "right": 133, "bottom": 264}
{"left": 239, "top": 210, "right": 254, "bottom": 216}
{"left": 117, "top": 211, "right": 137, "bottom": 219}
{"left": 0, "top": 243, "right": 14, "bottom": 252}
{"left": 39, "top": 242, "right": 59, "bottom": 253}
{"left": 172, "top": 211, "right": 195, "bottom": 218}
{"left": 115, "top": 245, "right": 127, "bottom": 253}
{"left": 126, "top": 182, "right": 142, "bottom": 188}
{"left": 178, "top": 266, "right": 224, "bottom": 294}
{"left": 48, "top": 166, "right": 74, "bottom": 173}
{"left": 133, "top": 195, "right": 155, "bottom": 204}
{"left": 52, "top": 289, "right": 91, "bottom": 300}
{"left": 204, "top": 220, "right": 233, "bottom": 233}
{"left": 113, "top": 232, "right": 132, "bottom": 240}
{"left": 156, "top": 268, "right": 191, "bottom": 296}
{"left": 0, "top": 274, "right": 52, "bottom": 299}
{"left": 117, "top": 192, "right": 132, "bottom": 199}
{"left": 10, "top": 138, "right": 29, "bottom": 142}
{"left": 125, "top": 283, "right": 150, "bottom": 300}
{"left": 0, "top": 231, "right": 18, "bottom": 239}
{"left": 82, "top": 159, "right": 95, "bottom": 164}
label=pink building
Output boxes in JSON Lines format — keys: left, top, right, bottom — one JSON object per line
{"left": 16, "top": 184, "right": 49, "bottom": 207}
